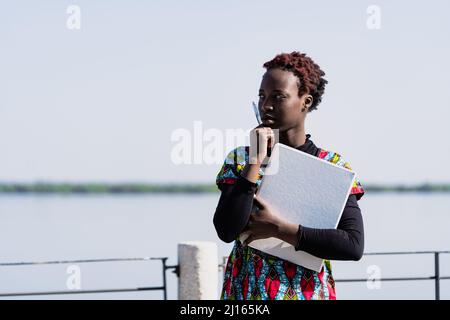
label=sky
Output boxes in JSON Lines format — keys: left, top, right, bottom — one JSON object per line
{"left": 0, "top": 0, "right": 449, "bottom": 185}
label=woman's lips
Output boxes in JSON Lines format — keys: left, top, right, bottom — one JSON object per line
{"left": 262, "top": 118, "right": 275, "bottom": 124}
{"left": 262, "top": 115, "right": 276, "bottom": 124}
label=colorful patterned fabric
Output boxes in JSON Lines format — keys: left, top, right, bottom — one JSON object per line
{"left": 216, "top": 144, "right": 365, "bottom": 300}
{"left": 317, "top": 149, "right": 365, "bottom": 200}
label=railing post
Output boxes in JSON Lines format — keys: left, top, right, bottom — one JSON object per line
{"left": 178, "top": 241, "right": 218, "bottom": 300}
{"left": 161, "top": 257, "right": 168, "bottom": 300}
{"left": 434, "top": 252, "right": 440, "bottom": 300}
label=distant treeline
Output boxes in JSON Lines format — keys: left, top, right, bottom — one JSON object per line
{"left": 0, "top": 183, "right": 217, "bottom": 194}
{"left": 0, "top": 183, "right": 450, "bottom": 194}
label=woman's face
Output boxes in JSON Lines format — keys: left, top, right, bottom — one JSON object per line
{"left": 258, "top": 68, "right": 310, "bottom": 131}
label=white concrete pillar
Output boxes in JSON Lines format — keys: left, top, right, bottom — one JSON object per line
{"left": 178, "top": 241, "right": 218, "bottom": 300}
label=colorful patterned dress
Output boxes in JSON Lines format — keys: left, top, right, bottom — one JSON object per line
{"left": 216, "top": 145, "right": 365, "bottom": 300}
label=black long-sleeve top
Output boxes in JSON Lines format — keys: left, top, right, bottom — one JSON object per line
{"left": 213, "top": 135, "right": 365, "bottom": 261}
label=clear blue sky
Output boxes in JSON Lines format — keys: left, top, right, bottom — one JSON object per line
{"left": 1, "top": 0, "right": 449, "bottom": 184}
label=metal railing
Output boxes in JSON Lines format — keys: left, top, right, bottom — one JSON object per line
{"left": 333, "top": 251, "right": 450, "bottom": 300}
{"left": 1, "top": 251, "right": 448, "bottom": 299}
{"left": 0, "top": 256, "right": 179, "bottom": 299}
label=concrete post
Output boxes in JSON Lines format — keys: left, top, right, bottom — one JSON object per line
{"left": 178, "top": 241, "right": 218, "bottom": 300}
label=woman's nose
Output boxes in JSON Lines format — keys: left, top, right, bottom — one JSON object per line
{"left": 261, "top": 102, "right": 274, "bottom": 113}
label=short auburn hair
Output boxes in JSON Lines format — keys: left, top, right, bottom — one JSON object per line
{"left": 263, "top": 51, "right": 328, "bottom": 112}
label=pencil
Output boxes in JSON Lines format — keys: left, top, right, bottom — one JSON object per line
{"left": 252, "top": 101, "right": 262, "bottom": 125}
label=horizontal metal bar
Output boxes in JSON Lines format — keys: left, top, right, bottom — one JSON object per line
{"left": 165, "top": 265, "right": 178, "bottom": 269}
{"left": 363, "top": 251, "right": 450, "bottom": 256}
{"left": 0, "top": 257, "right": 167, "bottom": 267}
{"left": 0, "top": 286, "right": 165, "bottom": 297}
{"left": 2, "top": 252, "right": 449, "bottom": 268}
{"left": 336, "top": 276, "right": 450, "bottom": 283}
{"left": 337, "top": 277, "right": 434, "bottom": 282}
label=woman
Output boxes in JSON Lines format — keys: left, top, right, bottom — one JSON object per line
{"left": 213, "top": 51, "right": 365, "bottom": 300}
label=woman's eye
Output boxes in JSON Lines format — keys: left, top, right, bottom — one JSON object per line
{"left": 275, "top": 94, "right": 285, "bottom": 100}
{"left": 258, "top": 94, "right": 265, "bottom": 99}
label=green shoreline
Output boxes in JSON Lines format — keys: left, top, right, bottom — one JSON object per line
{"left": 1, "top": 183, "right": 450, "bottom": 194}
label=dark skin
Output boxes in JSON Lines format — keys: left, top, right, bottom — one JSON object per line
{"left": 241, "top": 68, "right": 314, "bottom": 247}
{"left": 258, "top": 68, "right": 313, "bottom": 147}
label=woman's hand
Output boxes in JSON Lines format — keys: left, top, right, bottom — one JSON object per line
{"left": 249, "top": 125, "right": 275, "bottom": 165}
{"left": 242, "top": 195, "right": 287, "bottom": 246}
{"left": 242, "top": 195, "right": 301, "bottom": 247}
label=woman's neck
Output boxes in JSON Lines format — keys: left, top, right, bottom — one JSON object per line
{"left": 279, "top": 126, "right": 307, "bottom": 148}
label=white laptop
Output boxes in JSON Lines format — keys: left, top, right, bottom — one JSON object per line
{"left": 239, "top": 143, "right": 356, "bottom": 272}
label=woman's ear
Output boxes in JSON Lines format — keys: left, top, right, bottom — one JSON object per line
{"left": 304, "top": 95, "right": 313, "bottom": 108}
{"left": 301, "top": 94, "right": 313, "bottom": 112}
